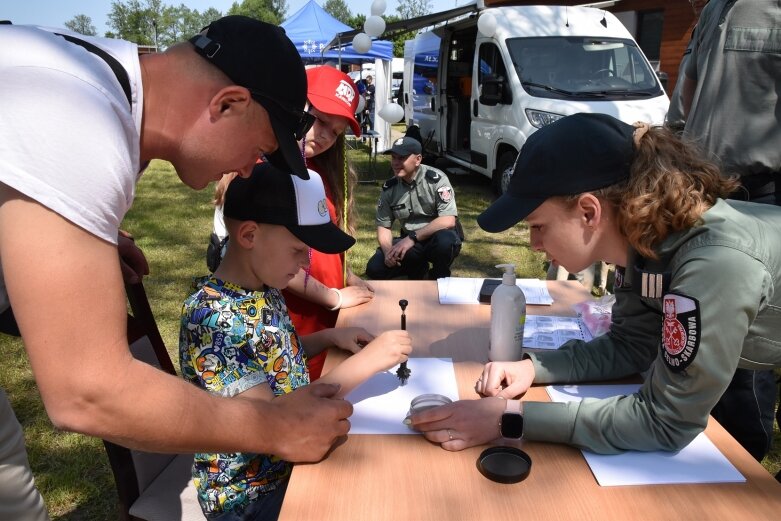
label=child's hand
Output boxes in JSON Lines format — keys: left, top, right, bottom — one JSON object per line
{"left": 329, "top": 327, "right": 375, "bottom": 354}
{"left": 359, "top": 330, "right": 412, "bottom": 373}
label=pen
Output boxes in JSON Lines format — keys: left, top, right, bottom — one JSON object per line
{"left": 396, "top": 299, "right": 411, "bottom": 385}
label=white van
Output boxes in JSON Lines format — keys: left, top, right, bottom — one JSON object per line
{"left": 403, "top": 4, "right": 669, "bottom": 193}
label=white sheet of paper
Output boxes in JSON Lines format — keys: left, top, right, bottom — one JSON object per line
{"left": 546, "top": 384, "right": 745, "bottom": 486}
{"left": 344, "top": 358, "right": 460, "bottom": 435}
{"left": 524, "top": 315, "right": 592, "bottom": 349}
{"left": 436, "top": 277, "right": 553, "bottom": 305}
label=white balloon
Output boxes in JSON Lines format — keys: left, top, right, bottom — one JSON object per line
{"left": 378, "top": 102, "right": 404, "bottom": 124}
{"left": 352, "top": 32, "right": 372, "bottom": 54}
{"left": 364, "top": 15, "right": 386, "bottom": 38}
{"left": 355, "top": 94, "right": 366, "bottom": 114}
{"left": 477, "top": 12, "right": 497, "bottom": 38}
{"left": 370, "top": 0, "right": 387, "bottom": 16}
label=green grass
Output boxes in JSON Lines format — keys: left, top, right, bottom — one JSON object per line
{"left": 0, "top": 151, "right": 778, "bottom": 519}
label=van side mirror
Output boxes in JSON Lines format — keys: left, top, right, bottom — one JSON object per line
{"left": 479, "top": 74, "right": 506, "bottom": 106}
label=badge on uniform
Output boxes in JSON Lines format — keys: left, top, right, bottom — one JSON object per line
{"left": 661, "top": 293, "right": 700, "bottom": 373}
{"left": 437, "top": 186, "right": 453, "bottom": 203}
{"left": 614, "top": 266, "right": 627, "bottom": 289}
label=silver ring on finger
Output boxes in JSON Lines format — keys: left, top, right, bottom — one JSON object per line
{"left": 447, "top": 428, "right": 454, "bottom": 441}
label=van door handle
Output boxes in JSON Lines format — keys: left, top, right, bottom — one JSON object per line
{"left": 473, "top": 100, "right": 478, "bottom": 117}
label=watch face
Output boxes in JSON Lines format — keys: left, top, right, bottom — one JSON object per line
{"left": 501, "top": 413, "right": 524, "bottom": 439}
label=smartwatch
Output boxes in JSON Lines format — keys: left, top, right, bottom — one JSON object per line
{"left": 407, "top": 230, "right": 418, "bottom": 243}
{"left": 499, "top": 399, "right": 524, "bottom": 439}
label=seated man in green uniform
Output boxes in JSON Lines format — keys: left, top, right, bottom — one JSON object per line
{"left": 366, "top": 137, "right": 462, "bottom": 280}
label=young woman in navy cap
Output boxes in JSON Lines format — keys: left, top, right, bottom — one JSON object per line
{"left": 410, "top": 114, "right": 781, "bottom": 475}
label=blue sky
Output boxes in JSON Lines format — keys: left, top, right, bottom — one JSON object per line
{"left": 1, "top": 0, "right": 468, "bottom": 35}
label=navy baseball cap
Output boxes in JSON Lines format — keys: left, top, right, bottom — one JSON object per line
{"left": 189, "top": 16, "right": 312, "bottom": 179}
{"left": 477, "top": 113, "right": 636, "bottom": 233}
{"left": 223, "top": 163, "right": 355, "bottom": 254}
{"left": 383, "top": 136, "right": 422, "bottom": 156}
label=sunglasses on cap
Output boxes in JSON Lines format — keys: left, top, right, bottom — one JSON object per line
{"left": 249, "top": 90, "right": 316, "bottom": 140}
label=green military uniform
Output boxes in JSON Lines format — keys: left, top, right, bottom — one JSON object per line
{"left": 375, "top": 165, "right": 458, "bottom": 233}
{"left": 522, "top": 199, "right": 781, "bottom": 454}
{"left": 366, "top": 165, "right": 461, "bottom": 280}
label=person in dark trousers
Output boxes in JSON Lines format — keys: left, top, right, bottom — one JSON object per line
{"left": 681, "top": 0, "right": 781, "bottom": 469}
{"left": 365, "top": 137, "right": 461, "bottom": 280}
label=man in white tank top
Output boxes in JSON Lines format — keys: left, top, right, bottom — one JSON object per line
{"left": 0, "top": 16, "right": 351, "bottom": 519}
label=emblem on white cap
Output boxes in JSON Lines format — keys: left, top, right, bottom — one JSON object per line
{"left": 291, "top": 169, "right": 332, "bottom": 226}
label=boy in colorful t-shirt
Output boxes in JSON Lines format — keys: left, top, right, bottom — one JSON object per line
{"left": 179, "top": 164, "right": 412, "bottom": 520}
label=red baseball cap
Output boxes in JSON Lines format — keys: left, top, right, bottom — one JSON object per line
{"left": 306, "top": 66, "right": 362, "bottom": 137}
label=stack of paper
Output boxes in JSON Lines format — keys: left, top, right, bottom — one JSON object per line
{"left": 546, "top": 384, "right": 745, "bottom": 486}
{"left": 437, "top": 277, "right": 553, "bottom": 305}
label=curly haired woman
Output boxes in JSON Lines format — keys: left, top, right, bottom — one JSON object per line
{"left": 410, "top": 114, "right": 781, "bottom": 469}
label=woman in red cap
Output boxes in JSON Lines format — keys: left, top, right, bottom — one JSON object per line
{"left": 281, "top": 66, "right": 375, "bottom": 380}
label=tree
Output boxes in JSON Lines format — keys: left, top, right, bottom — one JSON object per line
{"left": 323, "top": 0, "right": 352, "bottom": 25}
{"left": 107, "top": 1, "right": 224, "bottom": 50}
{"left": 382, "top": 14, "right": 408, "bottom": 58}
{"left": 227, "top": 0, "right": 288, "bottom": 25}
{"left": 272, "top": 0, "right": 288, "bottom": 21}
{"left": 346, "top": 14, "right": 366, "bottom": 32}
{"left": 157, "top": 4, "right": 202, "bottom": 49}
{"left": 107, "top": 0, "right": 162, "bottom": 46}
{"left": 199, "top": 7, "right": 224, "bottom": 28}
{"left": 396, "top": 0, "right": 433, "bottom": 19}
{"left": 64, "top": 14, "right": 97, "bottom": 36}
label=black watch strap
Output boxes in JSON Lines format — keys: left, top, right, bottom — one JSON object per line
{"left": 499, "top": 399, "right": 524, "bottom": 439}
{"left": 408, "top": 230, "right": 418, "bottom": 242}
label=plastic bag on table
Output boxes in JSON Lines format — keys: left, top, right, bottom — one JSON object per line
{"left": 573, "top": 294, "right": 616, "bottom": 338}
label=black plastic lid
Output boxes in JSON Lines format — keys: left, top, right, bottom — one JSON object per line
{"left": 476, "top": 446, "right": 532, "bottom": 484}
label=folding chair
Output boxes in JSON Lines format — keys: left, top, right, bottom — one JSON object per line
{"left": 102, "top": 281, "right": 205, "bottom": 521}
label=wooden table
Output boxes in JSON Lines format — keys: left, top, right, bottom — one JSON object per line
{"left": 279, "top": 280, "right": 781, "bottom": 521}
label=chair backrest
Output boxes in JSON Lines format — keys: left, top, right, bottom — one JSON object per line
{"left": 104, "top": 281, "right": 181, "bottom": 520}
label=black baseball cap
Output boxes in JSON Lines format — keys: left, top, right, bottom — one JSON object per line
{"left": 477, "top": 113, "right": 636, "bottom": 233}
{"left": 189, "top": 16, "right": 312, "bottom": 179}
{"left": 383, "top": 136, "right": 422, "bottom": 156}
{"left": 223, "top": 163, "right": 355, "bottom": 254}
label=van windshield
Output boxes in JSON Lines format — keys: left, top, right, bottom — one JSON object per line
{"left": 506, "top": 36, "right": 663, "bottom": 100}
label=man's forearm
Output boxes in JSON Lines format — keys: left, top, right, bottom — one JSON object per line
{"left": 0, "top": 195, "right": 349, "bottom": 463}
{"left": 681, "top": 75, "right": 697, "bottom": 120}
{"left": 377, "top": 226, "right": 393, "bottom": 253}
{"left": 416, "top": 216, "right": 456, "bottom": 241}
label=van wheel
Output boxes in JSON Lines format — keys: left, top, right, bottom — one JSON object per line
{"left": 493, "top": 151, "right": 517, "bottom": 196}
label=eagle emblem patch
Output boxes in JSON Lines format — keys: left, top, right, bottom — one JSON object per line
{"left": 661, "top": 293, "right": 700, "bottom": 373}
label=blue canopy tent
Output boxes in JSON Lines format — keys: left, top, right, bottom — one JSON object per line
{"left": 281, "top": 1, "right": 395, "bottom": 150}
{"left": 281, "top": 0, "right": 393, "bottom": 64}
